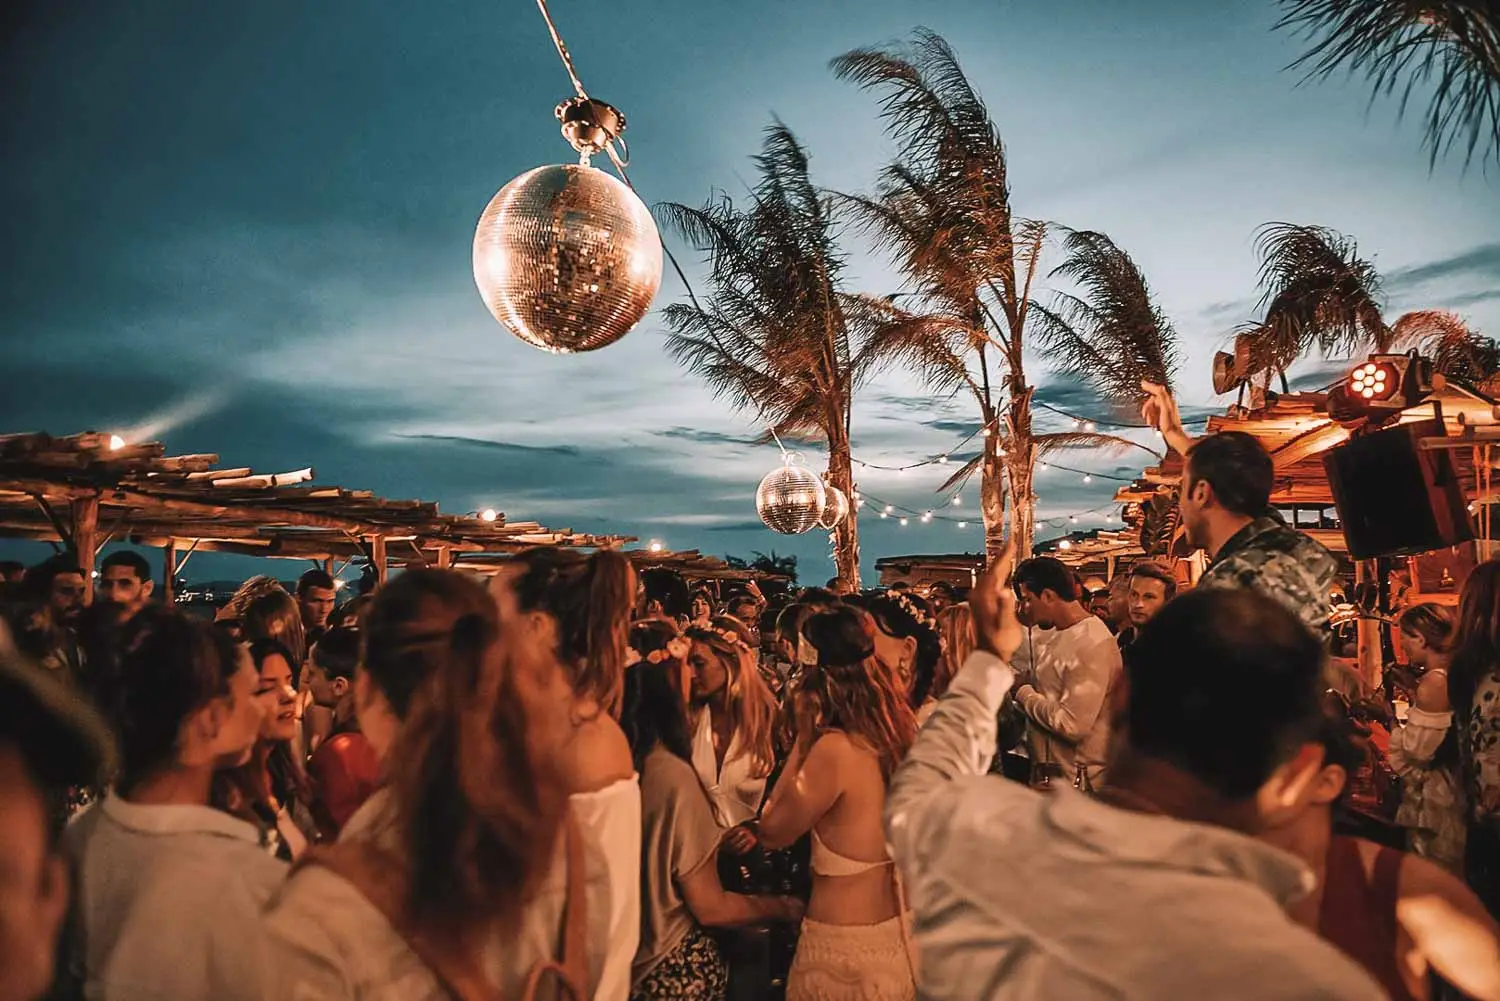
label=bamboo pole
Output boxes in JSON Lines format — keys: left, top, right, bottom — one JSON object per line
{"left": 162, "top": 541, "right": 177, "bottom": 605}
{"left": 370, "top": 535, "right": 388, "bottom": 585}
{"left": 71, "top": 494, "right": 99, "bottom": 603}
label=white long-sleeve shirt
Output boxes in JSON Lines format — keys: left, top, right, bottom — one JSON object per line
{"left": 884, "top": 650, "right": 1387, "bottom": 1001}
{"left": 1012, "top": 615, "right": 1120, "bottom": 785}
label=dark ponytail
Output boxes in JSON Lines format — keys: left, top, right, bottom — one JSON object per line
{"left": 367, "top": 569, "right": 563, "bottom": 937}
{"left": 511, "top": 546, "right": 636, "bottom": 716}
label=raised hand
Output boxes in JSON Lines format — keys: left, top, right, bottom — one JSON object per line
{"left": 1140, "top": 380, "right": 1194, "bottom": 456}
{"left": 973, "top": 537, "right": 1023, "bottom": 662}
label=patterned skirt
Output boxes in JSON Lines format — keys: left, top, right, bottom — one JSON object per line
{"left": 632, "top": 926, "right": 730, "bottom": 1001}
{"left": 785, "top": 914, "right": 916, "bottom": 1001}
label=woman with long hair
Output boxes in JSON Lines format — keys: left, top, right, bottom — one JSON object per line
{"left": 212, "top": 639, "right": 317, "bottom": 860}
{"left": 1452, "top": 560, "right": 1500, "bottom": 916}
{"left": 1390, "top": 602, "right": 1465, "bottom": 872}
{"left": 684, "top": 616, "right": 779, "bottom": 830}
{"left": 491, "top": 545, "right": 643, "bottom": 1000}
{"left": 920, "top": 603, "right": 976, "bottom": 725}
{"left": 757, "top": 606, "right": 919, "bottom": 1001}
{"left": 624, "top": 619, "right": 802, "bottom": 1000}
{"left": 264, "top": 568, "right": 588, "bottom": 999}
{"left": 846, "top": 592, "right": 941, "bottom": 712}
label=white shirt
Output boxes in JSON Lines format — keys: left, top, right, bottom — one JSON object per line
{"left": 65, "top": 793, "right": 287, "bottom": 1001}
{"left": 1013, "top": 616, "right": 1120, "bottom": 785}
{"left": 885, "top": 651, "right": 1387, "bottom": 1001}
{"left": 263, "top": 778, "right": 642, "bottom": 1001}
{"left": 690, "top": 709, "right": 766, "bottom": 828}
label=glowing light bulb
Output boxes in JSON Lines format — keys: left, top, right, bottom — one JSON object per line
{"left": 899, "top": 517, "right": 909, "bottom": 527}
{"left": 958, "top": 521, "right": 968, "bottom": 529}
{"left": 480, "top": 508, "right": 498, "bottom": 522}
{"left": 108, "top": 434, "right": 125, "bottom": 451}
{"left": 1058, "top": 539, "right": 1072, "bottom": 550}
{"left": 951, "top": 496, "right": 962, "bottom": 507}
{"left": 648, "top": 541, "right": 663, "bottom": 553}
{"left": 884, "top": 505, "right": 893, "bottom": 514}
{"left": 1083, "top": 474, "right": 1093, "bottom": 484}
{"left": 938, "top": 454, "right": 949, "bottom": 464}
{"left": 879, "top": 511, "right": 889, "bottom": 519}
{"left": 922, "top": 511, "right": 933, "bottom": 523}
{"left": 1083, "top": 421, "right": 1096, "bottom": 432}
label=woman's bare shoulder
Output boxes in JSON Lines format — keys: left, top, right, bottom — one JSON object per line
{"left": 556, "top": 711, "right": 635, "bottom": 793}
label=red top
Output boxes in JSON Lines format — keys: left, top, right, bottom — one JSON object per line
{"left": 1317, "top": 836, "right": 1412, "bottom": 1001}
{"left": 308, "top": 729, "right": 380, "bottom": 838}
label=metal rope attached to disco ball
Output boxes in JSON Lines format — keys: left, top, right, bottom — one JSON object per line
{"left": 818, "top": 484, "right": 850, "bottom": 531}
{"left": 472, "top": 96, "right": 664, "bottom": 354}
{"left": 757, "top": 454, "right": 827, "bottom": 535}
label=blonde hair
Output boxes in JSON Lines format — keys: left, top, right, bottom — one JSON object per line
{"left": 933, "top": 603, "right": 976, "bottom": 702}
{"left": 685, "top": 615, "right": 776, "bottom": 778}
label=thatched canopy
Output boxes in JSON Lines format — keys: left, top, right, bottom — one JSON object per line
{"left": 0, "top": 431, "right": 634, "bottom": 599}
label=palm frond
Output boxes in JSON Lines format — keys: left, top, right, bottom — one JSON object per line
{"left": 1034, "top": 431, "right": 1161, "bottom": 460}
{"left": 1390, "top": 308, "right": 1500, "bottom": 381}
{"left": 1277, "top": 0, "right": 1500, "bottom": 167}
{"left": 936, "top": 453, "right": 984, "bottom": 494}
{"left": 1250, "top": 223, "right": 1388, "bottom": 366}
{"left": 1034, "top": 229, "right": 1179, "bottom": 412}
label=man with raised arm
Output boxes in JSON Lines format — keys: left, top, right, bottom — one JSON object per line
{"left": 883, "top": 542, "right": 1384, "bottom": 999}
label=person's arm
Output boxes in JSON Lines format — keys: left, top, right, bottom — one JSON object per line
{"left": 756, "top": 735, "right": 845, "bottom": 851}
{"left": 1397, "top": 853, "right": 1500, "bottom": 1000}
{"left": 1141, "top": 380, "right": 1194, "bottom": 456}
{"left": 677, "top": 855, "right": 803, "bottom": 928}
{"left": 1388, "top": 674, "right": 1454, "bottom": 776}
{"left": 1013, "top": 643, "right": 1115, "bottom": 744}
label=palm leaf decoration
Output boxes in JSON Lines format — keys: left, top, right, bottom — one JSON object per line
{"left": 1034, "top": 431, "right": 1161, "bottom": 460}
{"left": 1033, "top": 229, "right": 1180, "bottom": 415}
{"left": 658, "top": 122, "right": 893, "bottom": 587}
{"left": 1242, "top": 222, "right": 1389, "bottom": 379}
{"left": 1390, "top": 308, "right": 1500, "bottom": 382}
{"left": 1277, "top": 0, "right": 1500, "bottom": 167}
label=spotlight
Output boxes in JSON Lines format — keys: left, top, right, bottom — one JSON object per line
{"left": 1331, "top": 351, "right": 1437, "bottom": 424}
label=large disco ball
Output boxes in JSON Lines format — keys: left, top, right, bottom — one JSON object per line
{"left": 818, "top": 485, "right": 850, "bottom": 530}
{"left": 757, "top": 457, "right": 827, "bottom": 535}
{"left": 473, "top": 163, "right": 663, "bottom": 354}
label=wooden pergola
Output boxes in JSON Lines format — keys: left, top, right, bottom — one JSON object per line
{"left": 451, "top": 549, "right": 788, "bottom": 584}
{"left": 0, "top": 431, "right": 635, "bottom": 602}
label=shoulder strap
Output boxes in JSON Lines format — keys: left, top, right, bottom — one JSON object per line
{"left": 519, "top": 812, "right": 589, "bottom": 1001}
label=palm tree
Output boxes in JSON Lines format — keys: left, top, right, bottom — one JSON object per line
{"left": 833, "top": 30, "right": 1050, "bottom": 560}
{"left": 1391, "top": 308, "right": 1499, "bottom": 383}
{"left": 658, "top": 124, "right": 898, "bottom": 590}
{"left": 1276, "top": 0, "right": 1500, "bottom": 168}
{"left": 1241, "top": 222, "right": 1389, "bottom": 389}
{"left": 1033, "top": 229, "right": 1182, "bottom": 410}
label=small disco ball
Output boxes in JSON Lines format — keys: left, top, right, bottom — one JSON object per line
{"left": 472, "top": 163, "right": 663, "bottom": 354}
{"left": 756, "top": 457, "right": 827, "bottom": 535}
{"left": 818, "top": 485, "right": 850, "bottom": 530}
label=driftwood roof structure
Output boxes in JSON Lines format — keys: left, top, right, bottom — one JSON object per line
{"left": 451, "top": 548, "right": 789, "bottom": 583}
{"left": 1112, "top": 380, "right": 1500, "bottom": 559}
{"left": 0, "top": 431, "right": 635, "bottom": 600}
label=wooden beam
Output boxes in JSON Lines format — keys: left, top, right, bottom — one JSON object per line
{"left": 163, "top": 541, "right": 176, "bottom": 605}
{"left": 370, "top": 535, "right": 388, "bottom": 585}
{"left": 71, "top": 494, "right": 99, "bottom": 603}
{"left": 434, "top": 546, "right": 452, "bottom": 569}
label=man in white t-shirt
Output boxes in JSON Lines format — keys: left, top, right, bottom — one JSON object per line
{"left": 1011, "top": 557, "right": 1122, "bottom": 788}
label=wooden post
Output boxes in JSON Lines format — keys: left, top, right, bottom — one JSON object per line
{"left": 435, "top": 546, "right": 452, "bottom": 569}
{"left": 1106, "top": 555, "right": 1117, "bottom": 581}
{"left": 1356, "top": 558, "right": 1381, "bottom": 691}
{"left": 370, "top": 535, "right": 388, "bottom": 585}
{"left": 322, "top": 557, "right": 335, "bottom": 577}
{"left": 162, "top": 541, "right": 177, "bottom": 605}
{"left": 71, "top": 494, "right": 100, "bottom": 604}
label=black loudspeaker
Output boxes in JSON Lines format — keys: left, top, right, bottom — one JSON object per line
{"left": 1323, "top": 419, "right": 1476, "bottom": 560}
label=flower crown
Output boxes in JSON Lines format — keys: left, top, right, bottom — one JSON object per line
{"left": 626, "top": 635, "right": 690, "bottom": 667}
{"left": 885, "top": 590, "right": 936, "bottom": 631}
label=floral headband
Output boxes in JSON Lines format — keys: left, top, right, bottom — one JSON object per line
{"left": 626, "top": 635, "right": 691, "bottom": 668}
{"left": 885, "top": 590, "right": 936, "bottom": 631}
{"left": 688, "top": 623, "right": 752, "bottom": 653}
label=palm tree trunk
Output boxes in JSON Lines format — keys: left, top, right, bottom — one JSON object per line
{"left": 1005, "top": 384, "right": 1036, "bottom": 560}
{"left": 827, "top": 426, "right": 861, "bottom": 589}
{"left": 981, "top": 428, "right": 1008, "bottom": 564}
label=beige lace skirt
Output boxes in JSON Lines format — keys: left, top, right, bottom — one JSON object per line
{"left": 786, "top": 914, "right": 916, "bottom": 1001}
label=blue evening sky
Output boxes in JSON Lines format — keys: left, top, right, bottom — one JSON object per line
{"left": 4, "top": 0, "right": 1497, "bottom": 584}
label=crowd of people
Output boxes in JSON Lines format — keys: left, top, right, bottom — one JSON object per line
{"left": 4, "top": 386, "right": 1500, "bottom": 999}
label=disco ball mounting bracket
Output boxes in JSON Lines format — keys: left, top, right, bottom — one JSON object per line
{"left": 555, "top": 97, "right": 626, "bottom": 165}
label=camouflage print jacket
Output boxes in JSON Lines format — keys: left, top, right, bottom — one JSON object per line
{"left": 1197, "top": 516, "right": 1339, "bottom": 633}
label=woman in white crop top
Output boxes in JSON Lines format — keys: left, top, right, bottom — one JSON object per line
{"left": 756, "top": 606, "right": 918, "bottom": 1001}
